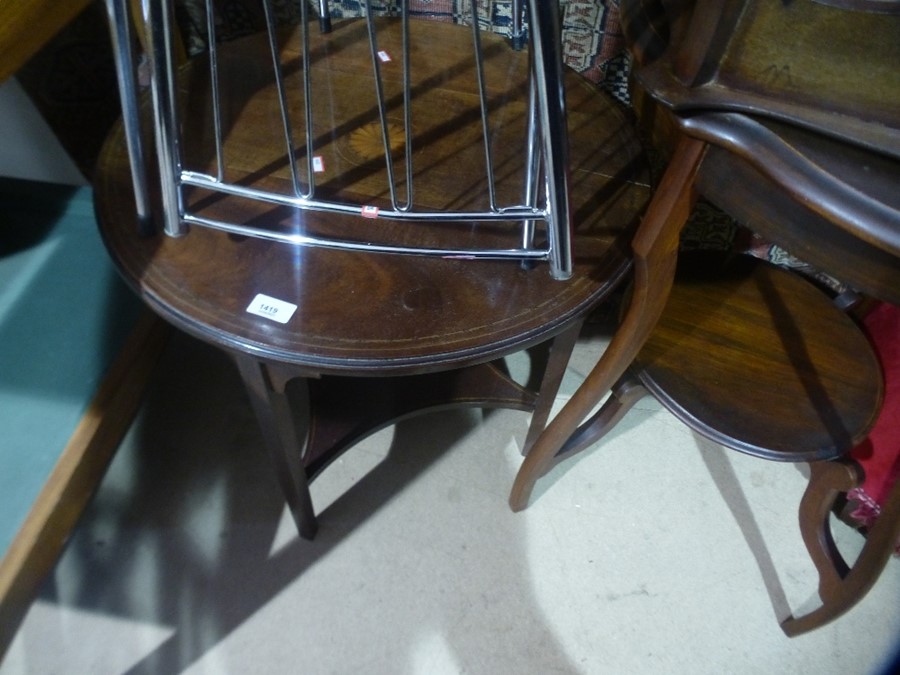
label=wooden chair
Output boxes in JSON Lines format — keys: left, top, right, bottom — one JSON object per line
{"left": 510, "top": 0, "right": 900, "bottom": 635}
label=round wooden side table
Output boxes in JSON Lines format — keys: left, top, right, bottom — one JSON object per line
{"left": 95, "top": 20, "right": 651, "bottom": 538}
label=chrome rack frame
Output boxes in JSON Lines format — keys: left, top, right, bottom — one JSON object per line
{"left": 105, "top": 0, "right": 574, "bottom": 279}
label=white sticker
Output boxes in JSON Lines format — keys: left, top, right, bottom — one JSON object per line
{"left": 361, "top": 205, "right": 380, "bottom": 219}
{"left": 377, "top": 50, "right": 392, "bottom": 63}
{"left": 246, "top": 293, "right": 297, "bottom": 324}
{"left": 313, "top": 155, "right": 325, "bottom": 173}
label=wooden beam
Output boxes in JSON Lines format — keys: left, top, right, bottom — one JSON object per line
{"left": 0, "top": 311, "right": 170, "bottom": 659}
{"left": 0, "top": 0, "right": 95, "bottom": 84}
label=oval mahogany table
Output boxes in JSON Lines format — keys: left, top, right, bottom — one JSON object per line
{"left": 95, "top": 20, "right": 651, "bottom": 538}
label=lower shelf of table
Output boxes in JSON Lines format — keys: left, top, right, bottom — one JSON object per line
{"left": 303, "top": 359, "right": 538, "bottom": 480}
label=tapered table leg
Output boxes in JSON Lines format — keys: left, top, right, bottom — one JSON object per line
{"left": 234, "top": 355, "right": 318, "bottom": 540}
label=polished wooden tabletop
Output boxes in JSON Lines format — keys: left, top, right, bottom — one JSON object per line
{"left": 634, "top": 252, "right": 883, "bottom": 462}
{"left": 96, "top": 20, "right": 651, "bottom": 375}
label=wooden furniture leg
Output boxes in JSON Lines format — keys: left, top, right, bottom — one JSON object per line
{"left": 555, "top": 374, "right": 649, "bottom": 464}
{"left": 519, "top": 371, "right": 650, "bottom": 478}
{"left": 521, "top": 319, "right": 585, "bottom": 455}
{"left": 232, "top": 320, "right": 586, "bottom": 540}
{"left": 783, "top": 459, "right": 900, "bottom": 636}
{"left": 509, "top": 135, "right": 706, "bottom": 511}
{"left": 234, "top": 356, "right": 318, "bottom": 540}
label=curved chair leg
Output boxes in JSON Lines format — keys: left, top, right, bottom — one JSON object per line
{"left": 509, "top": 135, "right": 707, "bottom": 511}
{"left": 545, "top": 373, "right": 648, "bottom": 472}
{"left": 783, "top": 460, "right": 900, "bottom": 636}
{"left": 797, "top": 460, "right": 861, "bottom": 596}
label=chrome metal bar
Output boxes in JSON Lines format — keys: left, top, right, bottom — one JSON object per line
{"left": 299, "top": 0, "right": 316, "bottom": 194}
{"left": 183, "top": 213, "right": 549, "bottom": 260}
{"left": 521, "top": 66, "right": 541, "bottom": 250}
{"left": 262, "top": 0, "right": 309, "bottom": 199}
{"left": 145, "top": 0, "right": 187, "bottom": 236}
{"left": 104, "top": 0, "right": 152, "bottom": 234}
{"left": 204, "top": 0, "right": 224, "bottom": 182}
{"left": 511, "top": 0, "right": 526, "bottom": 50}
{"left": 364, "top": 0, "right": 413, "bottom": 211}
{"left": 182, "top": 170, "right": 543, "bottom": 222}
{"left": 400, "top": 1, "right": 415, "bottom": 211}
{"left": 527, "top": 0, "right": 573, "bottom": 279}
{"left": 133, "top": 3, "right": 571, "bottom": 275}
{"left": 318, "top": 0, "right": 332, "bottom": 33}
{"left": 471, "top": 0, "right": 499, "bottom": 212}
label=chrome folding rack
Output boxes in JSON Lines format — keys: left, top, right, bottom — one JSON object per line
{"left": 106, "top": 0, "right": 574, "bottom": 279}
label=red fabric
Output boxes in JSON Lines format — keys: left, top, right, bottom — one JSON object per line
{"left": 848, "top": 302, "right": 900, "bottom": 554}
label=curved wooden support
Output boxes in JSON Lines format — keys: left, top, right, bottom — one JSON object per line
{"left": 549, "top": 374, "right": 648, "bottom": 470}
{"left": 783, "top": 461, "right": 900, "bottom": 636}
{"left": 682, "top": 113, "right": 900, "bottom": 258}
{"left": 509, "top": 135, "right": 706, "bottom": 511}
{"left": 797, "top": 460, "right": 862, "bottom": 597}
